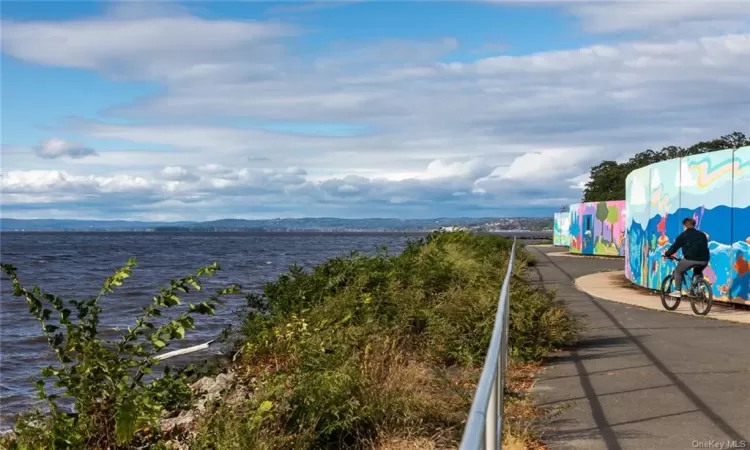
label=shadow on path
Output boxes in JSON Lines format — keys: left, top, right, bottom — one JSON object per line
{"left": 528, "top": 247, "right": 749, "bottom": 450}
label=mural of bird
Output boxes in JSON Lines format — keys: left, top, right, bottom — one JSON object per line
{"left": 656, "top": 213, "right": 669, "bottom": 247}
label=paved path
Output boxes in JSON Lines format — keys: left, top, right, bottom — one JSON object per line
{"left": 575, "top": 270, "right": 750, "bottom": 325}
{"left": 527, "top": 246, "right": 750, "bottom": 450}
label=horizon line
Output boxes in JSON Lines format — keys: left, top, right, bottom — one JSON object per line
{"left": 0, "top": 216, "right": 552, "bottom": 223}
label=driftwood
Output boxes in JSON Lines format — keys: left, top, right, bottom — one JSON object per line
{"left": 153, "top": 339, "right": 217, "bottom": 362}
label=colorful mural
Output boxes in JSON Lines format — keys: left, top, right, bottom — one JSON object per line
{"left": 625, "top": 147, "right": 750, "bottom": 304}
{"left": 553, "top": 212, "right": 571, "bottom": 247}
{"left": 568, "top": 200, "right": 626, "bottom": 256}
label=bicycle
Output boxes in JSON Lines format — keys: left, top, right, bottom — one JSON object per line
{"left": 659, "top": 256, "right": 714, "bottom": 315}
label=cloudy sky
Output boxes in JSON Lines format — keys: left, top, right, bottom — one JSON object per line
{"left": 2, "top": 1, "right": 749, "bottom": 221}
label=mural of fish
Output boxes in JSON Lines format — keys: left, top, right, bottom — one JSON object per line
{"left": 735, "top": 254, "right": 749, "bottom": 277}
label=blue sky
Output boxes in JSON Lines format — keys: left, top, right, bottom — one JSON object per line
{"left": 2, "top": 0, "right": 750, "bottom": 220}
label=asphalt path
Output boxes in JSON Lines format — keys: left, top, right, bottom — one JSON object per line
{"left": 527, "top": 246, "right": 750, "bottom": 450}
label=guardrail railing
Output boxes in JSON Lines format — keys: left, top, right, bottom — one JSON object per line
{"left": 459, "top": 238, "right": 517, "bottom": 450}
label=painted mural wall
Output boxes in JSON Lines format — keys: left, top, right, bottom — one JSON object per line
{"left": 553, "top": 212, "right": 571, "bottom": 246}
{"left": 568, "top": 201, "right": 626, "bottom": 256}
{"left": 625, "top": 146, "right": 750, "bottom": 304}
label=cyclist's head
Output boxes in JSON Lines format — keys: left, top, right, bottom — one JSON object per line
{"left": 682, "top": 217, "right": 696, "bottom": 230}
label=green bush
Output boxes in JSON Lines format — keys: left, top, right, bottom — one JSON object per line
{"left": 0, "top": 260, "right": 243, "bottom": 449}
{"left": 193, "top": 232, "right": 577, "bottom": 449}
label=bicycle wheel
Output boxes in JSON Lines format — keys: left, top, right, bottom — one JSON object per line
{"left": 690, "top": 279, "right": 713, "bottom": 315}
{"left": 660, "top": 275, "right": 681, "bottom": 310}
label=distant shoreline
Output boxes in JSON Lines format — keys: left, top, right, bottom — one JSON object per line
{"left": 0, "top": 217, "right": 554, "bottom": 234}
{"left": 0, "top": 230, "right": 552, "bottom": 237}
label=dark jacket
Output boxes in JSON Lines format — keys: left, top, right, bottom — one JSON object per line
{"left": 665, "top": 228, "right": 710, "bottom": 261}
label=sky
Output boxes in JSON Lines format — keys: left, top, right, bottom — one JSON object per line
{"left": 2, "top": 0, "right": 750, "bottom": 221}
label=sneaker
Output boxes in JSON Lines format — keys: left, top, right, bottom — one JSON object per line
{"left": 668, "top": 291, "right": 682, "bottom": 298}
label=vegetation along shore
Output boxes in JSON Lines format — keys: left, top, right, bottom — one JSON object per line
{"left": 0, "top": 231, "right": 578, "bottom": 449}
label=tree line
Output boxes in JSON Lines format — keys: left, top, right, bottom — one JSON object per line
{"left": 581, "top": 131, "right": 750, "bottom": 202}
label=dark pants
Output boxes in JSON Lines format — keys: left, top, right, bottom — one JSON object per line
{"left": 674, "top": 259, "right": 708, "bottom": 289}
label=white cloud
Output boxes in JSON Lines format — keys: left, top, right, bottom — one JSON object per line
{"left": 424, "top": 158, "right": 490, "bottom": 179}
{"left": 2, "top": 3, "right": 750, "bottom": 219}
{"left": 567, "top": 173, "right": 591, "bottom": 190}
{"left": 34, "top": 138, "right": 98, "bottom": 159}
{"left": 566, "top": 1, "right": 750, "bottom": 35}
{"left": 0, "top": 4, "right": 296, "bottom": 81}
{"left": 492, "top": 148, "right": 599, "bottom": 181}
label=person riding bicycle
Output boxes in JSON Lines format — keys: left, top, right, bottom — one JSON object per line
{"left": 662, "top": 217, "right": 710, "bottom": 298}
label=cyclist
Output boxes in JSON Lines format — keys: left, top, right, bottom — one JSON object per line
{"left": 662, "top": 217, "right": 710, "bottom": 298}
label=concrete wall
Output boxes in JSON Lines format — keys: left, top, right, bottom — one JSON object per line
{"left": 553, "top": 212, "right": 571, "bottom": 247}
{"left": 568, "top": 200, "right": 626, "bottom": 256}
{"left": 625, "top": 146, "right": 750, "bottom": 304}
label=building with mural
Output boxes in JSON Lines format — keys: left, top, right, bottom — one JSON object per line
{"left": 568, "top": 201, "right": 626, "bottom": 256}
{"left": 625, "top": 146, "right": 750, "bottom": 305}
{"left": 553, "top": 212, "right": 571, "bottom": 247}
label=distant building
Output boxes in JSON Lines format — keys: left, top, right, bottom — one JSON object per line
{"left": 438, "top": 226, "right": 470, "bottom": 232}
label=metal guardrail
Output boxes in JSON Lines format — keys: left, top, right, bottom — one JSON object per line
{"left": 459, "top": 238, "right": 517, "bottom": 450}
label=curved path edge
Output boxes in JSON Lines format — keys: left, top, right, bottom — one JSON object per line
{"left": 574, "top": 271, "right": 750, "bottom": 325}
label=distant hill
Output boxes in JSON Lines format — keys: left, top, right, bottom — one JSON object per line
{"left": 0, "top": 217, "right": 553, "bottom": 232}
{"left": 0, "top": 218, "right": 195, "bottom": 231}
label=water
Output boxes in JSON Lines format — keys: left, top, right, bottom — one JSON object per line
{"left": 0, "top": 231, "right": 421, "bottom": 428}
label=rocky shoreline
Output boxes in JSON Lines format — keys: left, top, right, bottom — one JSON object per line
{"left": 0, "top": 366, "right": 243, "bottom": 448}
{"left": 160, "top": 368, "right": 247, "bottom": 449}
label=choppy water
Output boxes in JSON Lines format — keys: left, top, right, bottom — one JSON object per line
{"left": 0, "top": 231, "right": 421, "bottom": 429}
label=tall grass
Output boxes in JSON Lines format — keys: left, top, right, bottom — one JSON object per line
{"left": 190, "top": 232, "right": 577, "bottom": 449}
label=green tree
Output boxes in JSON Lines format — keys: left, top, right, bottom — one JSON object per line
{"left": 595, "top": 201, "right": 608, "bottom": 243}
{"left": 582, "top": 131, "right": 749, "bottom": 203}
{"left": 606, "top": 204, "right": 620, "bottom": 243}
{"left": 582, "top": 161, "right": 630, "bottom": 202}
{"left": 717, "top": 131, "right": 749, "bottom": 149}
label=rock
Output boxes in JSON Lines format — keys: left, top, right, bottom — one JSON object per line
{"left": 224, "top": 385, "right": 249, "bottom": 407}
{"left": 159, "top": 369, "right": 247, "bottom": 448}
{"left": 191, "top": 371, "right": 234, "bottom": 397}
{"left": 190, "top": 371, "right": 235, "bottom": 413}
{"left": 160, "top": 411, "right": 195, "bottom": 435}
{"left": 0, "top": 429, "right": 16, "bottom": 441}
{"left": 164, "top": 440, "right": 190, "bottom": 450}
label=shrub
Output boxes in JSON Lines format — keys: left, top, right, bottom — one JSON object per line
{"left": 192, "top": 232, "right": 577, "bottom": 448}
{"left": 0, "top": 260, "right": 243, "bottom": 449}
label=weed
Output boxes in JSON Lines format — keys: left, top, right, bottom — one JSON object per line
{"left": 193, "top": 232, "right": 577, "bottom": 449}
{"left": 0, "top": 260, "right": 244, "bottom": 449}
